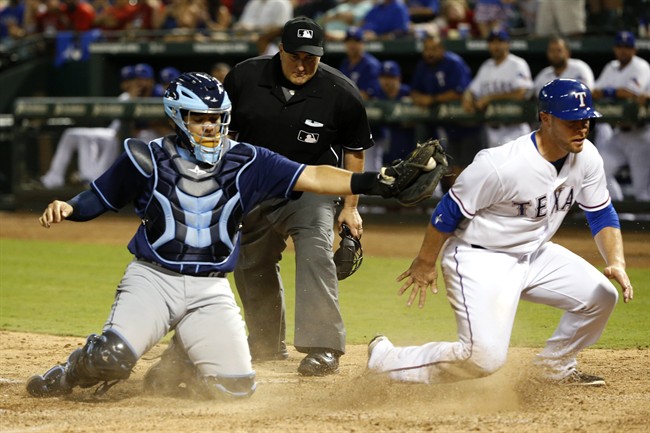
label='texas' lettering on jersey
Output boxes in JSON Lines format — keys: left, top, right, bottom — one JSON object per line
{"left": 512, "top": 186, "right": 575, "bottom": 218}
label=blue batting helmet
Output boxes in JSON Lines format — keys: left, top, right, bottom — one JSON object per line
{"left": 538, "top": 79, "right": 602, "bottom": 120}
{"left": 164, "top": 72, "right": 231, "bottom": 165}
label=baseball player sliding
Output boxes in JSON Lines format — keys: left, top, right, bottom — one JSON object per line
{"left": 368, "top": 79, "right": 634, "bottom": 386}
{"left": 26, "top": 72, "right": 444, "bottom": 399}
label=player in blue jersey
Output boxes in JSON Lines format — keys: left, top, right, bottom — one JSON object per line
{"left": 25, "top": 72, "right": 416, "bottom": 400}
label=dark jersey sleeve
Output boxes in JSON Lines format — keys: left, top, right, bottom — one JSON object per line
{"left": 91, "top": 152, "right": 150, "bottom": 211}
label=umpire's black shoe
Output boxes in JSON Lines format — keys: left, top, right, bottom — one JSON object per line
{"left": 297, "top": 349, "right": 340, "bottom": 377}
{"left": 26, "top": 364, "right": 73, "bottom": 397}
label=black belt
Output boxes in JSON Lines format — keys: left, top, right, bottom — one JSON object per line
{"left": 471, "top": 244, "right": 486, "bottom": 250}
{"left": 137, "top": 258, "right": 227, "bottom": 278}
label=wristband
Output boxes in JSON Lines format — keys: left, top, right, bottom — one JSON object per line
{"left": 603, "top": 87, "right": 616, "bottom": 99}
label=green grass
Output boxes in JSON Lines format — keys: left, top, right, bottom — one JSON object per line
{"left": 1, "top": 238, "right": 648, "bottom": 348}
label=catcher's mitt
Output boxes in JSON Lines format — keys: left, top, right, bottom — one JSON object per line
{"left": 379, "top": 138, "right": 448, "bottom": 206}
{"left": 333, "top": 224, "right": 363, "bottom": 281}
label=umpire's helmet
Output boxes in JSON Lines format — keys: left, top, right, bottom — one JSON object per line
{"left": 538, "top": 78, "right": 602, "bottom": 121}
{"left": 164, "top": 72, "right": 231, "bottom": 165}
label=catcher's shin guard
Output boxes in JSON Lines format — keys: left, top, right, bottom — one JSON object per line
{"left": 26, "top": 364, "right": 73, "bottom": 398}
{"left": 65, "top": 330, "right": 137, "bottom": 393}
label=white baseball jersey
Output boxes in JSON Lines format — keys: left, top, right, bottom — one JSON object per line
{"left": 533, "top": 58, "right": 595, "bottom": 95}
{"left": 594, "top": 55, "right": 650, "bottom": 95}
{"left": 449, "top": 132, "right": 611, "bottom": 254}
{"left": 468, "top": 53, "right": 533, "bottom": 98}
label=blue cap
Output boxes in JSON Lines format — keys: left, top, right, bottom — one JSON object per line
{"left": 120, "top": 65, "right": 135, "bottom": 81}
{"left": 487, "top": 29, "right": 509, "bottom": 42}
{"left": 380, "top": 61, "right": 401, "bottom": 77}
{"left": 345, "top": 27, "right": 364, "bottom": 42}
{"left": 159, "top": 66, "right": 181, "bottom": 84}
{"left": 615, "top": 31, "right": 635, "bottom": 48}
{"left": 133, "top": 63, "right": 154, "bottom": 79}
{"left": 538, "top": 79, "right": 602, "bottom": 121}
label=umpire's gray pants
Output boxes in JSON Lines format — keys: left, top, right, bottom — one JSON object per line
{"left": 234, "top": 192, "right": 346, "bottom": 355}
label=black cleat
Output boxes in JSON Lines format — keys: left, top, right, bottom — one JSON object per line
{"left": 143, "top": 341, "right": 198, "bottom": 396}
{"left": 26, "top": 365, "right": 72, "bottom": 398}
{"left": 557, "top": 370, "right": 606, "bottom": 386}
{"left": 297, "top": 349, "right": 340, "bottom": 377}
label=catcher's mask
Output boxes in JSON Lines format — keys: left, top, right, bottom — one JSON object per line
{"left": 333, "top": 224, "right": 363, "bottom": 281}
{"left": 163, "top": 72, "right": 231, "bottom": 165}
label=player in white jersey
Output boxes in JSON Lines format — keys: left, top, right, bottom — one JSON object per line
{"left": 462, "top": 29, "right": 533, "bottom": 148}
{"left": 593, "top": 31, "right": 650, "bottom": 201}
{"left": 368, "top": 79, "right": 634, "bottom": 386}
{"left": 533, "top": 36, "right": 594, "bottom": 95}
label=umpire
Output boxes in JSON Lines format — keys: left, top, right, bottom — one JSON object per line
{"left": 224, "top": 17, "right": 374, "bottom": 376}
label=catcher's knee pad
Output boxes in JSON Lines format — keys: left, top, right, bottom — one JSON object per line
{"left": 198, "top": 373, "right": 256, "bottom": 399}
{"left": 66, "top": 330, "right": 137, "bottom": 388}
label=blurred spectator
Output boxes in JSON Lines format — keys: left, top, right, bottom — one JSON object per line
{"left": 370, "top": 60, "right": 415, "bottom": 166}
{"left": 432, "top": 0, "right": 479, "bottom": 39}
{"left": 154, "top": 66, "right": 181, "bottom": 96}
{"left": 39, "top": 64, "right": 140, "bottom": 189}
{"left": 129, "top": 0, "right": 165, "bottom": 32}
{"left": 535, "top": 0, "right": 585, "bottom": 36}
{"left": 472, "top": 0, "right": 514, "bottom": 38}
{"left": 406, "top": 0, "right": 439, "bottom": 23}
{"left": 210, "top": 61, "right": 231, "bottom": 82}
{"left": 411, "top": 34, "right": 478, "bottom": 188}
{"left": 318, "top": 0, "right": 373, "bottom": 40}
{"left": 93, "top": 0, "right": 137, "bottom": 31}
{"left": 0, "top": 0, "right": 27, "bottom": 41}
{"left": 532, "top": 36, "right": 595, "bottom": 96}
{"left": 462, "top": 29, "right": 533, "bottom": 148}
{"left": 231, "top": 0, "right": 292, "bottom": 32}
{"left": 34, "top": 0, "right": 96, "bottom": 34}
{"left": 339, "top": 27, "right": 380, "bottom": 99}
{"left": 587, "top": 0, "right": 623, "bottom": 33}
{"left": 158, "top": 0, "right": 214, "bottom": 39}
{"left": 206, "top": 0, "right": 232, "bottom": 30}
{"left": 293, "top": 0, "right": 338, "bottom": 20}
{"left": 592, "top": 31, "right": 650, "bottom": 201}
{"left": 359, "top": 0, "right": 410, "bottom": 40}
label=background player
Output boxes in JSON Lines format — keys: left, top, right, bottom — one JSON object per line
{"left": 367, "top": 79, "right": 633, "bottom": 386}
{"left": 462, "top": 29, "right": 533, "bottom": 148}
{"left": 592, "top": 31, "right": 650, "bottom": 202}
{"left": 25, "top": 72, "right": 419, "bottom": 399}
{"left": 532, "top": 35, "right": 594, "bottom": 96}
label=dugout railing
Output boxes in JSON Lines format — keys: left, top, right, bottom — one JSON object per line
{"left": 5, "top": 97, "right": 650, "bottom": 228}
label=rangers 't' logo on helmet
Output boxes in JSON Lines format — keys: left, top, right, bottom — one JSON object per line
{"left": 574, "top": 91, "right": 587, "bottom": 107}
{"left": 297, "top": 29, "right": 313, "bottom": 39}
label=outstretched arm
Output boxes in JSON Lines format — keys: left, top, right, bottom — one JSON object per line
{"left": 594, "top": 226, "right": 633, "bottom": 303}
{"left": 397, "top": 223, "right": 451, "bottom": 308}
{"left": 39, "top": 190, "right": 109, "bottom": 228}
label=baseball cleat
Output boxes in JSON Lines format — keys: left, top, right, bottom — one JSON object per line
{"left": 143, "top": 341, "right": 198, "bottom": 396}
{"left": 556, "top": 370, "right": 606, "bottom": 386}
{"left": 367, "top": 335, "right": 391, "bottom": 371}
{"left": 26, "top": 364, "right": 73, "bottom": 397}
{"left": 297, "top": 349, "right": 340, "bottom": 376}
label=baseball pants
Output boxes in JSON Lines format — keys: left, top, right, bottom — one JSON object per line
{"left": 369, "top": 238, "right": 618, "bottom": 383}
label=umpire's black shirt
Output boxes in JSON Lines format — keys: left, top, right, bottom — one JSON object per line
{"left": 224, "top": 54, "right": 374, "bottom": 167}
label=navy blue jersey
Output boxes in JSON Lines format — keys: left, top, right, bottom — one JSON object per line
{"left": 90, "top": 136, "right": 305, "bottom": 274}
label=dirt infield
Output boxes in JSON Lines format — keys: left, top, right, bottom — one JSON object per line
{"left": 1, "top": 212, "right": 649, "bottom": 432}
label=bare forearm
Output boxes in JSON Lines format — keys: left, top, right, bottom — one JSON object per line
{"left": 416, "top": 223, "right": 452, "bottom": 266}
{"left": 294, "top": 165, "right": 353, "bottom": 195}
{"left": 594, "top": 226, "right": 626, "bottom": 268}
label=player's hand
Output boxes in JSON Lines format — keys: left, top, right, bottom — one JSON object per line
{"left": 337, "top": 206, "right": 363, "bottom": 238}
{"left": 39, "top": 200, "right": 73, "bottom": 228}
{"left": 397, "top": 256, "right": 438, "bottom": 309}
{"left": 603, "top": 265, "right": 634, "bottom": 303}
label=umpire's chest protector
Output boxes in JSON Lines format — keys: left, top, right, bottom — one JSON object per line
{"left": 225, "top": 55, "right": 366, "bottom": 167}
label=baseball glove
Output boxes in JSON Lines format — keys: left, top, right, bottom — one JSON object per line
{"left": 379, "top": 138, "right": 448, "bottom": 206}
{"left": 333, "top": 224, "right": 363, "bottom": 281}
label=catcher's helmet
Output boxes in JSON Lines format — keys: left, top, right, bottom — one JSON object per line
{"left": 333, "top": 224, "right": 363, "bottom": 281}
{"left": 164, "top": 72, "right": 231, "bottom": 165}
{"left": 538, "top": 78, "right": 602, "bottom": 121}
